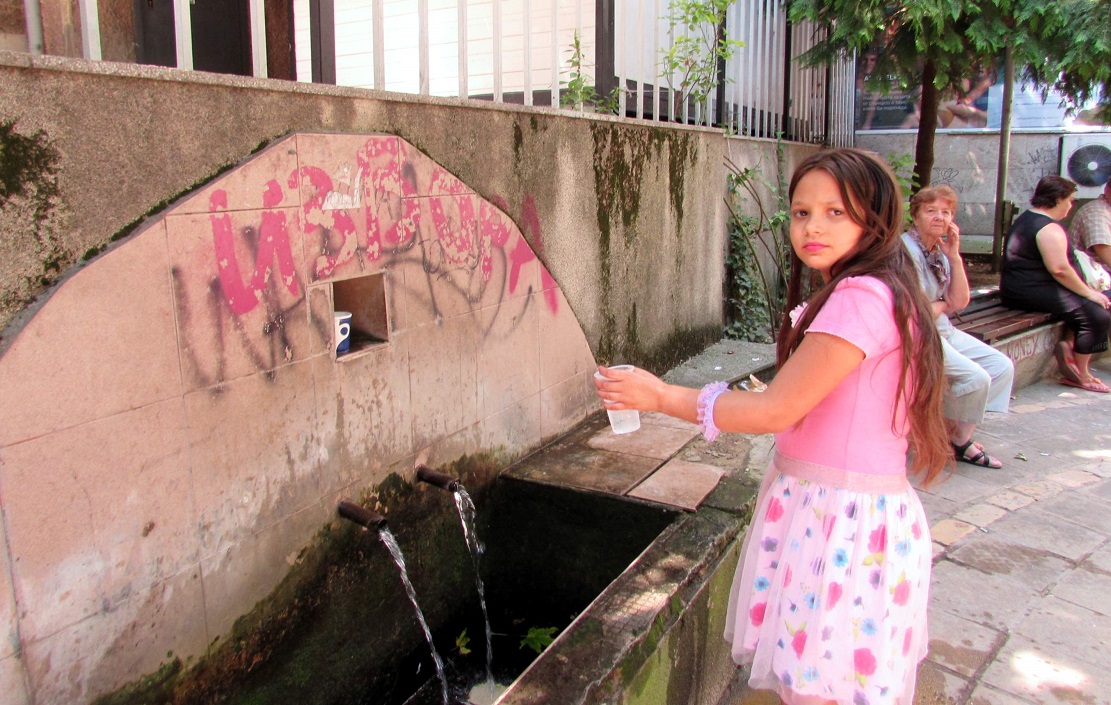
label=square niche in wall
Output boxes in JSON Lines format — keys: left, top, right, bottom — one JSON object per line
{"left": 333, "top": 272, "right": 389, "bottom": 357}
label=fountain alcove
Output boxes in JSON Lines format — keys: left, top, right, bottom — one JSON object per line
{"left": 0, "top": 132, "right": 753, "bottom": 705}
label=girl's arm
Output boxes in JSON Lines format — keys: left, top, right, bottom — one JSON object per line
{"left": 595, "top": 332, "right": 865, "bottom": 436}
{"left": 1036, "top": 223, "right": 1110, "bottom": 306}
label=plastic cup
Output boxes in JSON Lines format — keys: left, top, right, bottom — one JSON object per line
{"left": 593, "top": 365, "right": 641, "bottom": 434}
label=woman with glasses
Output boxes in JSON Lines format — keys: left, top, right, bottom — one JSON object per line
{"left": 903, "top": 185, "right": 1014, "bottom": 468}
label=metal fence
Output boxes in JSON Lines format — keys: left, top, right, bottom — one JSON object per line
{"left": 34, "top": 0, "right": 854, "bottom": 146}
{"left": 294, "top": 0, "right": 855, "bottom": 146}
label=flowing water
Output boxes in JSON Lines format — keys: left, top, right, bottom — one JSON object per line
{"left": 453, "top": 488, "right": 494, "bottom": 684}
{"left": 379, "top": 527, "right": 450, "bottom": 705}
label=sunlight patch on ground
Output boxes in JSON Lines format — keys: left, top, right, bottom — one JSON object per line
{"left": 1071, "top": 449, "right": 1111, "bottom": 459}
{"left": 1012, "top": 651, "right": 1087, "bottom": 691}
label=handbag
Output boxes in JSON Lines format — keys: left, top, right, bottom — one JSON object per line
{"left": 1075, "top": 249, "right": 1111, "bottom": 291}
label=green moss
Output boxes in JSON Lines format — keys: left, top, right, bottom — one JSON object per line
{"left": 95, "top": 453, "right": 507, "bottom": 705}
{"left": 91, "top": 657, "right": 182, "bottom": 705}
{"left": 0, "top": 119, "right": 69, "bottom": 301}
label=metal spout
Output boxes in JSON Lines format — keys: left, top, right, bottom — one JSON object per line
{"left": 415, "top": 465, "right": 461, "bottom": 492}
{"left": 337, "top": 500, "right": 387, "bottom": 529}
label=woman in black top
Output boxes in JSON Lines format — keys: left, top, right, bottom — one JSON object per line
{"left": 1001, "top": 175, "right": 1111, "bottom": 392}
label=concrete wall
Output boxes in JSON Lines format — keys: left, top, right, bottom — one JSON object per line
{"left": 0, "top": 129, "right": 604, "bottom": 704}
{"left": 0, "top": 51, "right": 729, "bottom": 368}
{"left": 0, "top": 53, "right": 754, "bottom": 705}
{"left": 856, "top": 131, "right": 1063, "bottom": 236}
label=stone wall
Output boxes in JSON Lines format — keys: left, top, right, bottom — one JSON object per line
{"left": 856, "top": 131, "right": 1063, "bottom": 236}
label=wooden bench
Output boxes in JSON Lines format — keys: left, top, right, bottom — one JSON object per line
{"left": 952, "top": 288, "right": 1059, "bottom": 343}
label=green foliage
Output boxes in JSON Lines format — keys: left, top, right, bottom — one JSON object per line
{"left": 660, "top": 0, "right": 744, "bottom": 124}
{"left": 724, "top": 139, "right": 791, "bottom": 343}
{"left": 519, "top": 626, "right": 557, "bottom": 655}
{"left": 787, "top": 0, "right": 1108, "bottom": 180}
{"left": 455, "top": 629, "right": 472, "bottom": 656}
{"left": 561, "top": 31, "right": 621, "bottom": 114}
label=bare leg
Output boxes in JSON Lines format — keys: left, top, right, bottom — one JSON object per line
{"left": 949, "top": 420, "right": 1002, "bottom": 468}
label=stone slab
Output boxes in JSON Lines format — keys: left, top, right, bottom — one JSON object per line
{"left": 506, "top": 445, "right": 661, "bottom": 496}
{"left": 660, "top": 339, "right": 776, "bottom": 389}
{"left": 948, "top": 536, "right": 1072, "bottom": 594}
{"left": 627, "top": 459, "right": 725, "bottom": 511}
{"left": 986, "top": 506, "right": 1105, "bottom": 562}
{"left": 1009, "top": 596, "right": 1111, "bottom": 670}
{"left": 980, "top": 634, "right": 1111, "bottom": 705}
{"left": 585, "top": 424, "right": 697, "bottom": 460}
{"left": 927, "top": 608, "right": 1006, "bottom": 678}
{"left": 1049, "top": 565, "right": 1111, "bottom": 618}
{"left": 929, "top": 560, "right": 1043, "bottom": 631}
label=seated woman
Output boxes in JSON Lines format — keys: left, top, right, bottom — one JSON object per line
{"left": 903, "top": 186, "right": 1014, "bottom": 468}
{"left": 1001, "top": 176, "right": 1111, "bottom": 393}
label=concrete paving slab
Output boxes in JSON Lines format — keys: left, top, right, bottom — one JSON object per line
{"left": 627, "top": 459, "right": 724, "bottom": 511}
{"left": 1008, "top": 480, "right": 1066, "bottom": 501}
{"left": 931, "top": 518, "right": 979, "bottom": 546}
{"left": 1085, "top": 543, "right": 1111, "bottom": 574}
{"left": 506, "top": 445, "right": 661, "bottom": 495}
{"left": 948, "top": 536, "right": 1072, "bottom": 593}
{"left": 1035, "top": 490, "right": 1111, "bottom": 535}
{"left": 639, "top": 411, "right": 700, "bottom": 432}
{"left": 927, "top": 608, "right": 1006, "bottom": 678}
{"left": 917, "top": 488, "right": 962, "bottom": 522}
{"left": 917, "top": 471, "right": 999, "bottom": 504}
{"left": 980, "top": 634, "right": 1111, "bottom": 705}
{"left": 968, "top": 683, "right": 1039, "bottom": 705}
{"left": 985, "top": 491, "right": 1037, "bottom": 511}
{"left": 954, "top": 503, "right": 1010, "bottom": 528}
{"left": 1051, "top": 564, "right": 1111, "bottom": 617}
{"left": 585, "top": 423, "right": 698, "bottom": 459}
{"left": 1089, "top": 478, "right": 1111, "bottom": 498}
{"left": 914, "top": 660, "right": 972, "bottom": 704}
{"left": 929, "top": 560, "right": 1043, "bottom": 631}
{"left": 986, "top": 506, "right": 1105, "bottom": 561}
{"left": 660, "top": 340, "right": 776, "bottom": 389}
{"left": 1009, "top": 595, "right": 1111, "bottom": 669}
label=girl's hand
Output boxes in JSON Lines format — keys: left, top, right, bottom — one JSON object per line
{"left": 594, "top": 365, "right": 665, "bottom": 412}
{"left": 941, "top": 221, "right": 961, "bottom": 258}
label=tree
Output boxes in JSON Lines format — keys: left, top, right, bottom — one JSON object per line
{"left": 786, "top": 0, "right": 1085, "bottom": 190}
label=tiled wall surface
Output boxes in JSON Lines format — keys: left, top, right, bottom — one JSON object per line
{"left": 0, "top": 133, "right": 598, "bottom": 704}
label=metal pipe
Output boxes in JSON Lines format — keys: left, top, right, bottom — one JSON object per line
{"left": 415, "top": 465, "right": 460, "bottom": 492}
{"left": 337, "top": 500, "right": 387, "bottom": 529}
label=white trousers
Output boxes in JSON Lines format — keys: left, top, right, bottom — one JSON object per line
{"left": 941, "top": 327, "right": 1015, "bottom": 424}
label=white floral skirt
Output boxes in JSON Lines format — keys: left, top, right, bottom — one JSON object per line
{"left": 724, "top": 452, "right": 932, "bottom": 705}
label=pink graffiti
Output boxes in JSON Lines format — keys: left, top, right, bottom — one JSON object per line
{"left": 209, "top": 183, "right": 300, "bottom": 316}
{"left": 430, "top": 196, "right": 477, "bottom": 267}
{"left": 358, "top": 137, "right": 415, "bottom": 259}
{"left": 487, "top": 195, "right": 558, "bottom": 314}
{"left": 288, "top": 165, "right": 359, "bottom": 279}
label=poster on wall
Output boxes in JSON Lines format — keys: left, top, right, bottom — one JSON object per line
{"left": 855, "top": 51, "right": 1107, "bottom": 131}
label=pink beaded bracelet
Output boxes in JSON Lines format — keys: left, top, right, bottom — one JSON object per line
{"left": 696, "top": 381, "right": 729, "bottom": 442}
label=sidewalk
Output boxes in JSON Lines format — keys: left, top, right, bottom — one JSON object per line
{"left": 723, "top": 357, "right": 1111, "bottom": 705}
{"left": 911, "top": 356, "right": 1111, "bottom": 705}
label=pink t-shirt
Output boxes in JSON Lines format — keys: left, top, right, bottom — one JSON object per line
{"left": 775, "top": 276, "right": 911, "bottom": 475}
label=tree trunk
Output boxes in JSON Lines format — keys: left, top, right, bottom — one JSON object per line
{"left": 912, "top": 58, "right": 940, "bottom": 192}
{"left": 992, "top": 47, "right": 1016, "bottom": 272}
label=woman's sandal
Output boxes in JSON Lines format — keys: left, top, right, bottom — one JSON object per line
{"left": 1054, "top": 340, "right": 1082, "bottom": 383}
{"left": 1060, "top": 377, "right": 1111, "bottom": 393}
{"left": 952, "top": 440, "right": 1003, "bottom": 469}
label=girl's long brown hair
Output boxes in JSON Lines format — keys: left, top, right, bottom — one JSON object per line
{"left": 775, "top": 149, "right": 951, "bottom": 485}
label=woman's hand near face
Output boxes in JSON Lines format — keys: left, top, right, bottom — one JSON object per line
{"left": 940, "top": 221, "right": 961, "bottom": 259}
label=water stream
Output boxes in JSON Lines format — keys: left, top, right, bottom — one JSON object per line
{"left": 453, "top": 488, "right": 494, "bottom": 684}
{"left": 379, "top": 527, "right": 450, "bottom": 705}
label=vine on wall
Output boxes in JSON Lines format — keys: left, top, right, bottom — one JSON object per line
{"left": 0, "top": 119, "right": 68, "bottom": 332}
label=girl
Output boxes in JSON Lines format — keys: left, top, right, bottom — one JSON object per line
{"left": 594, "top": 149, "right": 950, "bottom": 705}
